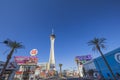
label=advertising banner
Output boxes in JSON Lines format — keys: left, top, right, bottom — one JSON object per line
{"left": 75, "top": 55, "right": 92, "bottom": 61}
{"left": 14, "top": 56, "right": 38, "bottom": 65}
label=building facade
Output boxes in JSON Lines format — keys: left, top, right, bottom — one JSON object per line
{"left": 14, "top": 56, "right": 38, "bottom": 80}
{"left": 83, "top": 60, "right": 98, "bottom": 78}
{"left": 83, "top": 60, "right": 96, "bottom": 72}
{"left": 94, "top": 47, "right": 120, "bottom": 79}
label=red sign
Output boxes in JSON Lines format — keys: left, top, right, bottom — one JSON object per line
{"left": 16, "top": 71, "right": 23, "bottom": 74}
{"left": 30, "top": 49, "right": 38, "bottom": 56}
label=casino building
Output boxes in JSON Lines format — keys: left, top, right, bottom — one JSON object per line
{"left": 94, "top": 47, "right": 120, "bottom": 79}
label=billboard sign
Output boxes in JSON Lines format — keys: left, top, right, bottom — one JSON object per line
{"left": 14, "top": 56, "right": 38, "bottom": 65}
{"left": 75, "top": 55, "right": 92, "bottom": 61}
{"left": 30, "top": 49, "right": 38, "bottom": 56}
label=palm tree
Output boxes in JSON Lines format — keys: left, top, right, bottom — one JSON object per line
{"left": 88, "top": 37, "right": 116, "bottom": 80}
{"left": 75, "top": 58, "right": 81, "bottom": 78}
{"left": 0, "top": 39, "right": 23, "bottom": 78}
{"left": 59, "top": 64, "right": 63, "bottom": 77}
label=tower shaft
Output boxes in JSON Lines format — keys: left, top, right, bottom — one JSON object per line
{"left": 49, "top": 34, "right": 56, "bottom": 70}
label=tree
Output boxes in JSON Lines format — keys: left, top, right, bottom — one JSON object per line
{"left": 59, "top": 64, "right": 63, "bottom": 77}
{"left": 88, "top": 37, "right": 116, "bottom": 80}
{"left": 0, "top": 39, "right": 24, "bottom": 78}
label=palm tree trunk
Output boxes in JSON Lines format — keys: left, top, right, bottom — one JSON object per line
{"left": 97, "top": 46, "right": 117, "bottom": 80}
{"left": 0, "top": 48, "right": 15, "bottom": 78}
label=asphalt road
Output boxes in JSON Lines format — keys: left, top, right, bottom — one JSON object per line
{"left": 35, "top": 76, "right": 92, "bottom": 80}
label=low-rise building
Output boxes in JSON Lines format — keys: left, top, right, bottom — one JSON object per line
{"left": 14, "top": 56, "right": 38, "bottom": 80}
{"left": 83, "top": 60, "right": 98, "bottom": 78}
{"left": 36, "top": 62, "right": 49, "bottom": 78}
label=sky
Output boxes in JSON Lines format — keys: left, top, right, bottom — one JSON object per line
{"left": 0, "top": 0, "right": 120, "bottom": 70}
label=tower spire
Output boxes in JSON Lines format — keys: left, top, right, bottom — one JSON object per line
{"left": 52, "top": 28, "right": 54, "bottom": 34}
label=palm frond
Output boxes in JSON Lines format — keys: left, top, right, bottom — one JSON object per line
{"left": 92, "top": 46, "right": 96, "bottom": 51}
{"left": 3, "top": 39, "right": 24, "bottom": 49}
{"left": 88, "top": 37, "right": 106, "bottom": 51}
{"left": 99, "top": 38, "right": 106, "bottom": 44}
{"left": 88, "top": 40, "right": 96, "bottom": 46}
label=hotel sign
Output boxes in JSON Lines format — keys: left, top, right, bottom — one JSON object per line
{"left": 30, "top": 49, "right": 38, "bottom": 56}
{"left": 14, "top": 56, "right": 38, "bottom": 65}
{"left": 115, "top": 53, "right": 120, "bottom": 63}
{"left": 75, "top": 55, "right": 92, "bottom": 61}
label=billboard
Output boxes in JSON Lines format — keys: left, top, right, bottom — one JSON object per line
{"left": 30, "top": 49, "right": 38, "bottom": 56}
{"left": 75, "top": 55, "right": 92, "bottom": 64}
{"left": 14, "top": 56, "right": 38, "bottom": 65}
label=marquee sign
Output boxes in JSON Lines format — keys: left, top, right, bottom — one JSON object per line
{"left": 14, "top": 56, "right": 38, "bottom": 65}
{"left": 75, "top": 55, "right": 92, "bottom": 61}
{"left": 115, "top": 53, "right": 120, "bottom": 63}
{"left": 75, "top": 55, "right": 92, "bottom": 64}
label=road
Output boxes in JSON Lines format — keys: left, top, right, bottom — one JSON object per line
{"left": 40, "top": 76, "right": 91, "bottom": 80}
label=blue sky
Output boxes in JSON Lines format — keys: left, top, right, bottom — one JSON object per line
{"left": 0, "top": 0, "right": 120, "bottom": 70}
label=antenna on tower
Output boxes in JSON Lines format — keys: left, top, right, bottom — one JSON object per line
{"left": 52, "top": 28, "right": 54, "bottom": 34}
